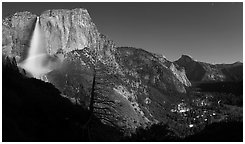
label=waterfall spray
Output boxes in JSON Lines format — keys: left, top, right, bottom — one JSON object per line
{"left": 18, "top": 17, "right": 62, "bottom": 79}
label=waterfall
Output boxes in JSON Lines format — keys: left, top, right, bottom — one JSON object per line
{"left": 28, "top": 17, "right": 47, "bottom": 60}
{"left": 18, "top": 17, "right": 61, "bottom": 79}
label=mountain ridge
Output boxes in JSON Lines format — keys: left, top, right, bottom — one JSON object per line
{"left": 174, "top": 54, "right": 243, "bottom": 82}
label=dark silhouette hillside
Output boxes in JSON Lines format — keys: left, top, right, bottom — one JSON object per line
{"left": 121, "top": 121, "right": 243, "bottom": 142}
{"left": 196, "top": 81, "right": 242, "bottom": 96}
{"left": 195, "top": 81, "right": 243, "bottom": 106}
{"left": 2, "top": 56, "right": 123, "bottom": 142}
{"left": 183, "top": 121, "right": 243, "bottom": 142}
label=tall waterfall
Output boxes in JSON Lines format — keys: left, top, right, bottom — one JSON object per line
{"left": 18, "top": 17, "right": 61, "bottom": 79}
{"left": 28, "top": 17, "right": 47, "bottom": 60}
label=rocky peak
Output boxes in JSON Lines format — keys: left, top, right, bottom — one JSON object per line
{"left": 177, "top": 54, "right": 195, "bottom": 63}
{"left": 149, "top": 53, "right": 191, "bottom": 87}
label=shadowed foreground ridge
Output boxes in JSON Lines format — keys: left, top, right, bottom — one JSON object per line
{"left": 2, "top": 56, "right": 124, "bottom": 141}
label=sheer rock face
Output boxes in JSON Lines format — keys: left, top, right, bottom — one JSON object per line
{"left": 40, "top": 8, "right": 100, "bottom": 55}
{"left": 2, "top": 8, "right": 188, "bottom": 132}
{"left": 169, "top": 63, "right": 192, "bottom": 87}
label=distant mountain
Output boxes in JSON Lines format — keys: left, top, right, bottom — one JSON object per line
{"left": 174, "top": 55, "right": 243, "bottom": 83}
{"left": 151, "top": 53, "right": 191, "bottom": 87}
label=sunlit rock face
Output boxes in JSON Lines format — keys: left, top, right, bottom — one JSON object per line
{"left": 2, "top": 8, "right": 189, "bottom": 133}
{"left": 152, "top": 53, "right": 191, "bottom": 87}
{"left": 169, "top": 63, "right": 192, "bottom": 87}
{"left": 40, "top": 8, "right": 100, "bottom": 55}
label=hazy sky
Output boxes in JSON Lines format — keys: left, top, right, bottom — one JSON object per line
{"left": 3, "top": 2, "right": 243, "bottom": 64}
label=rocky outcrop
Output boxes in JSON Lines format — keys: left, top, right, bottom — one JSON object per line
{"left": 175, "top": 55, "right": 243, "bottom": 82}
{"left": 153, "top": 53, "right": 191, "bottom": 87}
{"left": 169, "top": 63, "right": 191, "bottom": 87}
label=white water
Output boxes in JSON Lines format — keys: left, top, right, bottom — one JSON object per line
{"left": 28, "top": 17, "right": 47, "bottom": 59}
{"left": 18, "top": 17, "right": 61, "bottom": 79}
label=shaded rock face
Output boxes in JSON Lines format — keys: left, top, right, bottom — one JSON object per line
{"left": 175, "top": 55, "right": 243, "bottom": 82}
{"left": 2, "top": 8, "right": 187, "bottom": 132}
{"left": 174, "top": 55, "right": 206, "bottom": 82}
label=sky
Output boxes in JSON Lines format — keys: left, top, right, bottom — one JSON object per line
{"left": 2, "top": 2, "right": 243, "bottom": 64}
